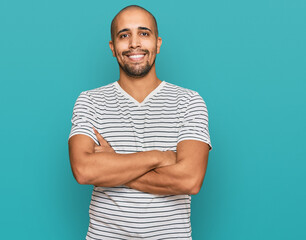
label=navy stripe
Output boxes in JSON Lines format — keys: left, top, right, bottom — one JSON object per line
{"left": 69, "top": 81, "right": 211, "bottom": 239}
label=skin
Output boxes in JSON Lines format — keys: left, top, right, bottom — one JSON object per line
{"left": 92, "top": 128, "right": 210, "bottom": 195}
{"left": 109, "top": 7, "right": 163, "bottom": 103}
{"left": 69, "top": 129, "right": 176, "bottom": 187}
{"left": 68, "top": 7, "right": 210, "bottom": 195}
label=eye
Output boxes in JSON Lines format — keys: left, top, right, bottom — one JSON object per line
{"left": 140, "top": 32, "right": 149, "bottom": 36}
{"left": 120, "top": 34, "right": 129, "bottom": 39}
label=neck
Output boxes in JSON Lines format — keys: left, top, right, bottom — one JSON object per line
{"left": 117, "top": 64, "right": 162, "bottom": 103}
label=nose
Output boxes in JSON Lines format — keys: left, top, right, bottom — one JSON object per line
{"left": 129, "top": 34, "right": 141, "bottom": 49}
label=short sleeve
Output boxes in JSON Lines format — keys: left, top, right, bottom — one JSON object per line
{"left": 177, "top": 92, "right": 212, "bottom": 150}
{"left": 68, "top": 91, "right": 99, "bottom": 144}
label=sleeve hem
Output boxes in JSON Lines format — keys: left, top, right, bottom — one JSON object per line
{"left": 68, "top": 132, "right": 99, "bottom": 145}
{"left": 177, "top": 138, "right": 212, "bottom": 151}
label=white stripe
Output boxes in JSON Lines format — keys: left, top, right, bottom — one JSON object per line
{"left": 69, "top": 81, "right": 211, "bottom": 239}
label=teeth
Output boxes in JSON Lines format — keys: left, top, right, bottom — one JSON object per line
{"left": 129, "top": 55, "right": 144, "bottom": 59}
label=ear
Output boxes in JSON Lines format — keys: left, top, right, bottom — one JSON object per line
{"left": 156, "top": 37, "right": 162, "bottom": 54}
{"left": 109, "top": 40, "right": 116, "bottom": 57}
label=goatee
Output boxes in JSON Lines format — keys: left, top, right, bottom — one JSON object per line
{"left": 116, "top": 49, "right": 156, "bottom": 78}
{"left": 119, "top": 59, "right": 155, "bottom": 78}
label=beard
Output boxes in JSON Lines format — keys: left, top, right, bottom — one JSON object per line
{"left": 116, "top": 49, "right": 156, "bottom": 78}
{"left": 119, "top": 59, "right": 155, "bottom": 78}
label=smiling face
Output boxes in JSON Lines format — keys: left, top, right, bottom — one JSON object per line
{"left": 109, "top": 8, "right": 162, "bottom": 78}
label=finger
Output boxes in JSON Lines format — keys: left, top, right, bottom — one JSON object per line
{"left": 94, "top": 145, "right": 104, "bottom": 150}
{"left": 93, "top": 127, "right": 107, "bottom": 145}
{"left": 94, "top": 144, "right": 114, "bottom": 154}
{"left": 93, "top": 127, "right": 113, "bottom": 148}
{"left": 94, "top": 145, "right": 104, "bottom": 153}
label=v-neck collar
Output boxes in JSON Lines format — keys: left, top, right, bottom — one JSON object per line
{"left": 114, "top": 81, "right": 166, "bottom": 107}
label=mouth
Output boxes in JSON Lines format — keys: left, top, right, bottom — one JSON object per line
{"left": 123, "top": 50, "right": 149, "bottom": 62}
{"left": 127, "top": 54, "right": 145, "bottom": 61}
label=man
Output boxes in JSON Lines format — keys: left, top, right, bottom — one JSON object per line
{"left": 68, "top": 5, "right": 212, "bottom": 240}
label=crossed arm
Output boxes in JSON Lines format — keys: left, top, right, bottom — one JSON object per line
{"left": 68, "top": 128, "right": 209, "bottom": 195}
{"left": 125, "top": 140, "right": 209, "bottom": 195}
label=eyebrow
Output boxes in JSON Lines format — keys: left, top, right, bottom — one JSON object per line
{"left": 116, "top": 26, "right": 153, "bottom": 36}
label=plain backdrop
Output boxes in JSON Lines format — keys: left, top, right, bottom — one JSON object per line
{"left": 1, "top": 0, "right": 305, "bottom": 239}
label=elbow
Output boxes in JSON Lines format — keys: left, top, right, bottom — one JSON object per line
{"left": 184, "top": 177, "right": 203, "bottom": 195}
{"left": 73, "top": 166, "right": 89, "bottom": 185}
{"left": 70, "top": 152, "right": 95, "bottom": 185}
{"left": 173, "top": 175, "right": 202, "bottom": 195}
{"left": 75, "top": 171, "right": 88, "bottom": 185}
{"left": 73, "top": 162, "right": 109, "bottom": 186}
{"left": 71, "top": 162, "right": 92, "bottom": 185}
{"left": 189, "top": 184, "right": 201, "bottom": 195}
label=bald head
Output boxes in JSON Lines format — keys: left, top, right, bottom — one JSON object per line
{"left": 110, "top": 5, "right": 159, "bottom": 42}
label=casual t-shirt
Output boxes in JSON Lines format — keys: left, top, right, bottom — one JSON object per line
{"left": 69, "top": 81, "right": 212, "bottom": 240}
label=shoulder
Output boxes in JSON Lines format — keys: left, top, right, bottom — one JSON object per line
{"left": 163, "top": 82, "right": 209, "bottom": 115}
{"left": 163, "top": 81, "right": 204, "bottom": 102}
{"left": 81, "top": 82, "right": 116, "bottom": 99}
{"left": 73, "top": 82, "right": 117, "bottom": 110}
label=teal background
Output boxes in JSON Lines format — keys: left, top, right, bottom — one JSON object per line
{"left": 1, "top": 0, "right": 305, "bottom": 239}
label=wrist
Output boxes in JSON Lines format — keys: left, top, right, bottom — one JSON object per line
{"left": 149, "top": 150, "right": 162, "bottom": 168}
{"left": 125, "top": 181, "right": 132, "bottom": 188}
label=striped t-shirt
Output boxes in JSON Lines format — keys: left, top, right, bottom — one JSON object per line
{"left": 69, "top": 81, "right": 212, "bottom": 240}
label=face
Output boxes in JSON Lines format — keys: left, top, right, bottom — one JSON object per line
{"left": 109, "top": 8, "right": 162, "bottom": 78}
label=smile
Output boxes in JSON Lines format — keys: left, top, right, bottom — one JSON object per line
{"left": 127, "top": 54, "right": 145, "bottom": 61}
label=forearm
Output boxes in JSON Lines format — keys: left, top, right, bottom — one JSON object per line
{"left": 126, "top": 161, "right": 203, "bottom": 195}
{"left": 78, "top": 150, "right": 162, "bottom": 187}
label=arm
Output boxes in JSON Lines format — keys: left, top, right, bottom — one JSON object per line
{"left": 125, "top": 140, "right": 210, "bottom": 195}
{"left": 68, "top": 131, "right": 176, "bottom": 187}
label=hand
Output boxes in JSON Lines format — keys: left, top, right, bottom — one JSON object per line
{"left": 157, "top": 150, "right": 177, "bottom": 168}
{"left": 93, "top": 127, "right": 115, "bottom": 153}
{"left": 125, "top": 151, "right": 177, "bottom": 189}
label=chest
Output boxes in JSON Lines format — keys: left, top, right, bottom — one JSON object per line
{"left": 95, "top": 99, "right": 185, "bottom": 152}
